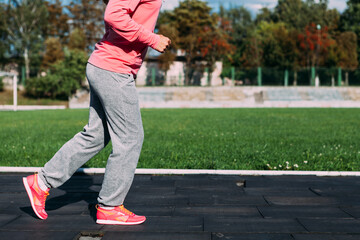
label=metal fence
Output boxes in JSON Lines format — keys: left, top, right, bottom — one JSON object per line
{"left": 221, "top": 67, "right": 360, "bottom": 87}
{"left": 14, "top": 64, "right": 360, "bottom": 87}
{"left": 138, "top": 66, "right": 360, "bottom": 87}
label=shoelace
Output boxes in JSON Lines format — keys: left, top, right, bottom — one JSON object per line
{"left": 40, "top": 191, "right": 49, "bottom": 206}
{"left": 119, "top": 205, "right": 134, "bottom": 216}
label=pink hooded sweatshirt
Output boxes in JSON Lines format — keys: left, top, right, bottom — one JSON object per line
{"left": 88, "top": 0, "right": 162, "bottom": 76}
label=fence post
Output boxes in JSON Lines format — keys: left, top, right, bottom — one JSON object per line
{"left": 231, "top": 67, "right": 235, "bottom": 86}
{"left": 151, "top": 68, "right": 156, "bottom": 86}
{"left": 284, "top": 69, "right": 289, "bottom": 87}
{"left": 205, "top": 67, "right": 210, "bottom": 86}
{"left": 257, "top": 67, "right": 262, "bottom": 86}
{"left": 338, "top": 67, "right": 342, "bottom": 86}
{"left": 311, "top": 67, "right": 316, "bottom": 86}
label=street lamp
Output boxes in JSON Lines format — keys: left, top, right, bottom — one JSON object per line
{"left": 314, "top": 24, "right": 322, "bottom": 87}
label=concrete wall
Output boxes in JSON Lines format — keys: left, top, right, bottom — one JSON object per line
{"left": 69, "top": 86, "right": 360, "bottom": 109}
{"left": 136, "top": 61, "right": 223, "bottom": 86}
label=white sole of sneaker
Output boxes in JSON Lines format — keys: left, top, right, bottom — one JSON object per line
{"left": 96, "top": 219, "right": 145, "bottom": 225}
{"left": 23, "top": 177, "right": 47, "bottom": 220}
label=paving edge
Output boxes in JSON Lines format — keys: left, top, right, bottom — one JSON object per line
{"left": 1, "top": 167, "right": 360, "bottom": 176}
{"left": 0, "top": 105, "right": 66, "bottom": 111}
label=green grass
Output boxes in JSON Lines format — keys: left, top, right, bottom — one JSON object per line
{"left": 0, "top": 108, "right": 359, "bottom": 171}
{"left": 0, "top": 89, "right": 68, "bottom": 106}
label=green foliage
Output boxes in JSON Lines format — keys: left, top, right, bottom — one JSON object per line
{"left": 42, "top": 37, "right": 64, "bottom": 69}
{"left": 274, "top": 0, "right": 306, "bottom": 30}
{"left": 170, "top": 0, "right": 218, "bottom": 85}
{"left": 341, "top": 0, "right": 360, "bottom": 35}
{"left": 66, "top": 0, "right": 105, "bottom": 52}
{"left": 1, "top": 0, "right": 360, "bottom": 83}
{"left": 341, "top": 0, "right": 360, "bottom": 63}
{"left": 4, "top": 0, "right": 48, "bottom": 79}
{"left": 220, "top": 6, "right": 254, "bottom": 68}
{"left": 26, "top": 49, "right": 87, "bottom": 99}
{"left": 156, "top": 23, "right": 179, "bottom": 78}
{"left": 0, "top": 3, "right": 9, "bottom": 66}
{"left": 274, "top": 0, "right": 338, "bottom": 32}
{"left": 255, "top": 21, "right": 296, "bottom": 69}
{"left": 68, "top": 28, "right": 87, "bottom": 51}
{"left": 255, "top": 8, "right": 273, "bottom": 24}
{"left": 44, "top": 0, "right": 69, "bottom": 44}
{"left": 336, "top": 31, "right": 358, "bottom": 70}
{"left": 0, "top": 77, "right": 4, "bottom": 92}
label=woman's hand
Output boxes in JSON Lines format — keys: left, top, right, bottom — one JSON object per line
{"left": 154, "top": 35, "right": 171, "bottom": 53}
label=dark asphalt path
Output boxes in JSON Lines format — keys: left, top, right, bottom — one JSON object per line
{"left": 0, "top": 173, "right": 360, "bottom": 240}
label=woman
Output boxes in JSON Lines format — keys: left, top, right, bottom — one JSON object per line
{"left": 23, "top": 0, "right": 171, "bottom": 225}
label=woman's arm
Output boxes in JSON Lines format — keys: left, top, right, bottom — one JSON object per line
{"left": 104, "top": 0, "right": 159, "bottom": 48}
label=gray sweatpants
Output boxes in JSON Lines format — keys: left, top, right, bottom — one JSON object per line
{"left": 39, "top": 63, "right": 144, "bottom": 206}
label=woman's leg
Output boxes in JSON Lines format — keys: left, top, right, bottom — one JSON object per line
{"left": 38, "top": 66, "right": 110, "bottom": 188}
{"left": 85, "top": 64, "right": 144, "bottom": 207}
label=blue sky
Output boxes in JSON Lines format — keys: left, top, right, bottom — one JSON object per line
{"left": 162, "top": 0, "right": 347, "bottom": 15}
{"left": 59, "top": 0, "right": 348, "bottom": 16}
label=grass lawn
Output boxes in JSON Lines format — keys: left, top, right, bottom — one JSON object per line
{"left": 0, "top": 108, "right": 359, "bottom": 171}
{"left": 0, "top": 89, "right": 68, "bottom": 106}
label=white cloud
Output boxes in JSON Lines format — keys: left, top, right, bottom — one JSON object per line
{"left": 244, "top": 2, "right": 277, "bottom": 10}
{"left": 162, "top": 0, "right": 181, "bottom": 11}
{"left": 243, "top": 3, "right": 264, "bottom": 11}
{"left": 328, "top": 0, "right": 347, "bottom": 12}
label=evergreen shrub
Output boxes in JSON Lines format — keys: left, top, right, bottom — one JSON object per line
{"left": 26, "top": 49, "right": 87, "bottom": 99}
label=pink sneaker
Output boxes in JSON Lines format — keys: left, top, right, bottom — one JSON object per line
{"left": 23, "top": 174, "right": 49, "bottom": 220}
{"left": 96, "top": 204, "right": 146, "bottom": 225}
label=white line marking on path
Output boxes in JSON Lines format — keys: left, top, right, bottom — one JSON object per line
{"left": 1, "top": 167, "right": 360, "bottom": 177}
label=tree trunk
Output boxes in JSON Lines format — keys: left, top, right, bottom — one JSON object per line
{"left": 208, "top": 56, "right": 216, "bottom": 86}
{"left": 345, "top": 71, "right": 349, "bottom": 86}
{"left": 293, "top": 71, "right": 297, "bottom": 86}
{"left": 24, "top": 47, "right": 30, "bottom": 80}
{"left": 185, "top": 55, "right": 191, "bottom": 86}
{"left": 208, "top": 71, "right": 212, "bottom": 86}
{"left": 164, "top": 71, "right": 168, "bottom": 86}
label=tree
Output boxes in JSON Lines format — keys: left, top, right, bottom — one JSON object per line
{"left": 0, "top": 2, "right": 9, "bottom": 67}
{"left": 199, "top": 24, "right": 233, "bottom": 84}
{"left": 257, "top": 21, "right": 296, "bottom": 69}
{"left": 272, "top": 0, "right": 340, "bottom": 85}
{"left": 4, "top": 0, "right": 48, "bottom": 79}
{"left": 171, "top": 0, "right": 217, "bottom": 85}
{"left": 274, "top": 0, "right": 339, "bottom": 32}
{"left": 274, "top": 0, "right": 307, "bottom": 30}
{"left": 157, "top": 10, "right": 174, "bottom": 26}
{"left": 44, "top": 0, "right": 69, "bottom": 44}
{"left": 298, "top": 23, "right": 334, "bottom": 69}
{"left": 68, "top": 28, "right": 87, "bottom": 51}
{"left": 26, "top": 49, "right": 87, "bottom": 99}
{"left": 66, "top": 0, "right": 105, "bottom": 51}
{"left": 341, "top": 0, "right": 360, "bottom": 63}
{"left": 255, "top": 8, "right": 273, "bottom": 24}
{"left": 305, "top": 0, "right": 340, "bottom": 33}
{"left": 221, "top": 6, "right": 254, "bottom": 68}
{"left": 157, "top": 24, "right": 179, "bottom": 82}
{"left": 42, "top": 37, "right": 64, "bottom": 69}
{"left": 336, "top": 32, "right": 358, "bottom": 85}
{"left": 239, "top": 26, "right": 261, "bottom": 69}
